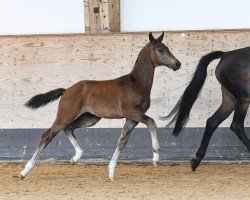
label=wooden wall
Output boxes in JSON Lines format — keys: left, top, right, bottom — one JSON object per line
{"left": 0, "top": 30, "right": 250, "bottom": 128}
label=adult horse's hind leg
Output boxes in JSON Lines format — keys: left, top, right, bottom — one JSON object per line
{"left": 109, "top": 119, "right": 138, "bottom": 181}
{"left": 64, "top": 113, "right": 101, "bottom": 164}
{"left": 191, "top": 87, "right": 235, "bottom": 172}
{"left": 230, "top": 102, "right": 250, "bottom": 152}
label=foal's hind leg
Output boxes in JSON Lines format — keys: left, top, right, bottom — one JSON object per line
{"left": 64, "top": 113, "right": 101, "bottom": 164}
{"left": 20, "top": 90, "right": 85, "bottom": 179}
{"left": 109, "top": 119, "right": 138, "bottom": 181}
{"left": 230, "top": 102, "right": 250, "bottom": 152}
{"left": 191, "top": 87, "right": 235, "bottom": 172}
{"left": 19, "top": 121, "right": 64, "bottom": 179}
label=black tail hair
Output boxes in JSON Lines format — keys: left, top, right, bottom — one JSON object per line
{"left": 25, "top": 88, "right": 66, "bottom": 109}
{"left": 164, "top": 51, "right": 224, "bottom": 136}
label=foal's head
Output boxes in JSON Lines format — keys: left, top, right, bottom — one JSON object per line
{"left": 149, "top": 32, "right": 181, "bottom": 71}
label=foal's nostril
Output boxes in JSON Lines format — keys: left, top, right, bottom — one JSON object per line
{"left": 176, "top": 61, "right": 181, "bottom": 68}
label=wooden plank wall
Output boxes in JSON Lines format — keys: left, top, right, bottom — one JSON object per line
{"left": 0, "top": 30, "right": 250, "bottom": 128}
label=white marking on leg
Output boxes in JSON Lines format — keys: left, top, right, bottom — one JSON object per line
{"left": 108, "top": 119, "right": 136, "bottom": 181}
{"left": 20, "top": 160, "right": 35, "bottom": 178}
{"left": 20, "top": 147, "right": 41, "bottom": 179}
{"left": 65, "top": 130, "right": 83, "bottom": 164}
{"left": 150, "top": 129, "right": 160, "bottom": 165}
{"left": 109, "top": 148, "right": 120, "bottom": 181}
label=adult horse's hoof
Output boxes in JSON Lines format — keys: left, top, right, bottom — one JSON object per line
{"left": 190, "top": 159, "right": 199, "bottom": 172}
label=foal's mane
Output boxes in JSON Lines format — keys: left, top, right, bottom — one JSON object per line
{"left": 134, "top": 43, "right": 152, "bottom": 66}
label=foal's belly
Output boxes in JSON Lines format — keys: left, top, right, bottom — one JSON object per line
{"left": 87, "top": 105, "right": 124, "bottom": 119}
{"left": 84, "top": 96, "right": 150, "bottom": 119}
{"left": 84, "top": 96, "right": 124, "bottom": 119}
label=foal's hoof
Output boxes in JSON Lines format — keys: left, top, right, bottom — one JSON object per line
{"left": 19, "top": 174, "right": 25, "bottom": 180}
{"left": 70, "top": 158, "right": 76, "bottom": 165}
{"left": 153, "top": 161, "right": 159, "bottom": 166}
{"left": 109, "top": 177, "right": 115, "bottom": 182}
{"left": 190, "top": 159, "right": 199, "bottom": 172}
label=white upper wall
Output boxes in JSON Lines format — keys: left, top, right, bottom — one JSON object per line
{"left": 1, "top": 0, "right": 249, "bottom": 35}
{"left": 0, "top": 0, "right": 84, "bottom": 35}
{"left": 121, "top": 0, "right": 250, "bottom": 31}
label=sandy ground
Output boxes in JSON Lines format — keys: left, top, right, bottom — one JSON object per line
{"left": 0, "top": 163, "right": 249, "bottom": 200}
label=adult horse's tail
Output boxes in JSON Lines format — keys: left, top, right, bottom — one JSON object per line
{"left": 25, "top": 88, "right": 66, "bottom": 109}
{"left": 164, "top": 51, "right": 224, "bottom": 136}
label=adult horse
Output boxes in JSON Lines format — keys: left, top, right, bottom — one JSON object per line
{"left": 164, "top": 47, "right": 250, "bottom": 171}
{"left": 19, "top": 32, "right": 181, "bottom": 180}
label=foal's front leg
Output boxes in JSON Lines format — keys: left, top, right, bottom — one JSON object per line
{"left": 64, "top": 130, "right": 84, "bottom": 164}
{"left": 149, "top": 121, "right": 160, "bottom": 166}
{"left": 126, "top": 110, "right": 160, "bottom": 166}
{"left": 109, "top": 119, "right": 138, "bottom": 181}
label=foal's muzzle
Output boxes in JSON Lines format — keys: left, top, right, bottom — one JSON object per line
{"left": 173, "top": 61, "right": 181, "bottom": 71}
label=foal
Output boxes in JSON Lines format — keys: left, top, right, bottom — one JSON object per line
{"left": 164, "top": 47, "right": 250, "bottom": 171}
{"left": 20, "top": 32, "right": 181, "bottom": 180}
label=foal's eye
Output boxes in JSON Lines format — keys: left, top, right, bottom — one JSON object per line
{"left": 158, "top": 49, "right": 164, "bottom": 53}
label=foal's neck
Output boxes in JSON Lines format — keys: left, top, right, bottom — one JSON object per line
{"left": 130, "top": 43, "right": 155, "bottom": 91}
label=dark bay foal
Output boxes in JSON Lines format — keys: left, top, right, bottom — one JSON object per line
{"left": 20, "top": 32, "right": 181, "bottom": 180}
{"left": 164, "top": 47, "right": 250, "bottom": 171}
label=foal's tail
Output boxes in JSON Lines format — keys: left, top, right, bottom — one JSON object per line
{"left": 25, "top": 88, "right": 66, "bottom": 109}
{"left": 164, "top": 51, "right": 224, "bottom": 136}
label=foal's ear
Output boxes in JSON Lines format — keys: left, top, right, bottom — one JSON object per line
{"left": 157, "top": 32, "right": 164, "bottom": 42}
{"left": 149, "top": 32, "right": 156, "bottom": 44}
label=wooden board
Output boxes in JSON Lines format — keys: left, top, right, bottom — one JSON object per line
{"left": 84, "top": 0, "right": 120, "bottom": 33}
{"left": 0, "top": 30, "right": 250, "bottom": 128}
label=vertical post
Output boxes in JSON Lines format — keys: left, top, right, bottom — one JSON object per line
{"left": 84, "top": 0, "right": 120, "bottom": 33}
{"left": 100, "top": 0, "right": 110, "bottom": 33}
{"left": 84, "top": 0, "right": 91, "bottom": 33}
{"left": 108, "top": 0, "right": 120, "bottom": 32}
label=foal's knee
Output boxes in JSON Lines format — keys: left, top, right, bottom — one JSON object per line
{"left": 146, "top": 118, "right": 157, "bottom": 131}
